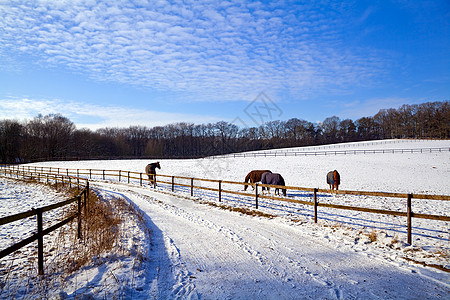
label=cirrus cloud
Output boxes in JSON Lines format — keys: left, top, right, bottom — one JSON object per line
{"left": 0, "top": 1, "right": 388, "bottom": 102}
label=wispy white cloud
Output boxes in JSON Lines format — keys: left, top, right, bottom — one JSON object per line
{"left": 0, "top": 1, "right": 388, "bottom": 102}
{"left": 0, "top": 97, "right": 219, "bottom": 130}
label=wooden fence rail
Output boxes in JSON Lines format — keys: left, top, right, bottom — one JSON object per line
{"left": 206, "top": 147, "right": 450, "bottom": 159}
{"left": 1, "top": 165, "right": 449, "bottom": 246}
{"left": 0, "top": 170, "right": 89, "bottom": 275}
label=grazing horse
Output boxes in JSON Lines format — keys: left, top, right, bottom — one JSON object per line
{"left": 244, "top": 170, "right": 271, "bottom": 191}
{"left": 145, "top": 162, "right": 161, "bottom": 187}
{"left": 327, "top": 170, "right": 340, "bottom": 190}
{"left": 261, "top": 172, "right": 286, "bottom": 196}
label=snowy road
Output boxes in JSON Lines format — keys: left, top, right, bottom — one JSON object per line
{"left": 94, "top": 181, "right": 449, "bottom": 299}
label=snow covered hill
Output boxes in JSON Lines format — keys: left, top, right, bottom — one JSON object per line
{"left": 1, "top": 139, "right": 449, "bottom": 298}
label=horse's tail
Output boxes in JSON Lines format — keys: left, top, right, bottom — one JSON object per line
{"left": 279, "top": 174, "right": 286, "bottom": 196}
{"left": 334, "top": 170, "right": 340, "bottom": 185}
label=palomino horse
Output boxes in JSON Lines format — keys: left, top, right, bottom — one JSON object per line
{"left": 244, "top": 170, "right": 271, "bottom": 191}
{"left": 145, "top": 162, "right": 161, "bottom": 187}
{"left": 261, "top": 172, "right": 286, "bottom": 196}
{"left": 327, "top": 170, "right": 340, "bottom": 190}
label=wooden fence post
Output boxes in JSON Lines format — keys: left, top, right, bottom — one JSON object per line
{"left": 85, "top": 181, "right": 89, "bottom": 236}
{"left": 140, "top": 173, "right": 142, "bottom": 186}
{"left": 89, "top": 169, "right": 92, "bottom": 179}
{"left": 128, "top": 171, "right": 130, "bottom": 184}
{"left": 103, "top": 170, "right": 105, "bottom": 180}
{"left": 407, "top": 194, "right": 413, "bottom": 245}
{"left": 219, "top": 180, "right": 222, "bottom": 202}
{"left": 191, "top": 178, "right": 194, "bottom": 196}
{"left": 314, "top": 188, "right": 318, "bottom": 223}
{"left": 172, "top": 176, "right": 174, "bottom": 192}
{"left": 255, "top": 183, "right": 259, "bottom": 209}
{"left": 77, "top": 195, "right": 82, "bottom": 239}
{"left": 118, "top": 170, "right": 121, "bottom": 182}
{"left": 36, "top": 208, "right": 44, "bottom": 275}
{"left": 84, "top": 183, "right": 88, "bottom": 217}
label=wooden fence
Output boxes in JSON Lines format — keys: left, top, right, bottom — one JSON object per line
{"left": 207, "top": 147, "right": 450, "bottom": 159}
{"left": 1, "top": 165, "right": 449, "bottom": 247}
{"left": 0, "top": 170, "right": 89, "bottom": 275}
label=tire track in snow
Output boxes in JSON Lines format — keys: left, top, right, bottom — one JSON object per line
{"left": 93, "top": 182, "right": 323, "bottom": 297}
{"left": 92, "top": 182, "right": 200, "bottom": 299}
{"left": 96, "top": 182, "right": 349, "bottom": 297}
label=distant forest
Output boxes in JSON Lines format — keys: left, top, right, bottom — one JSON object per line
{"left": 0, "top": 100, "right": 449, "bottom": 163}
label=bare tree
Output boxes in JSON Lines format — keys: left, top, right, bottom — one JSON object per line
{"left": 321, "top": 116, "right": 340, "bottom": 143}
{"left": 25, "top": 114, "right": 75, "bottom": 160}
{"left": 0, "top": 120, "right": 23, "bottom": 163}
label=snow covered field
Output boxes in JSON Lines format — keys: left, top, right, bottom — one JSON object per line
{"left": 1, "top": 139, "right": 449, "bottom": 298}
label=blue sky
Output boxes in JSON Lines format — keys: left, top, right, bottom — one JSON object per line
{"left": 1, "top": 0, "right": 449, "bottom": 130}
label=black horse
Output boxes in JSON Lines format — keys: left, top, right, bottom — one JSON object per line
{"left": 261, "top": 172, "right": 286, "bottom": 196}
{"left": 145, "top": 162, "right": 161, "bottom": 187}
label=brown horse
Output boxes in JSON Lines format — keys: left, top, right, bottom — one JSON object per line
{"left": 145, "top": 162, "right": 161, "bottom": 187}
{"left": 244, "top": 170, "right": 271, "bottom": 191}
{"left": 261, "top": 172, "right": 286, "bottom": 196}
{"left": 327, "top": 170, "right": 340, "bottom": 190}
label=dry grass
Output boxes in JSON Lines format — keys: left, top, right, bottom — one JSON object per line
{"left": 390, "top": 234, "right": 399, "bottom": 245}
{"left": 432, "top": 247, "right": 449, "bottom": 259}
{"left": 0, "top": 177, "right": 147, "bottom": 298}
{"left": 367, "top": 229, "right": 378, "bottom": 243}
{"left": 59, "top": 188, "right": 123, "bottom": 274}
{"left": 205, "top": 201, "right": 277, "bottom": 219}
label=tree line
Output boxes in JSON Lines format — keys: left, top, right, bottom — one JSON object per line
{"left": 0, "top": 100, "right": 448, "bottom": 163}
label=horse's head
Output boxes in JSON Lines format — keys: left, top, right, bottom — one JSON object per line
{"left": 156, "top": 162, "right": 161, "bottom": 169}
